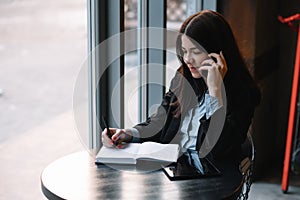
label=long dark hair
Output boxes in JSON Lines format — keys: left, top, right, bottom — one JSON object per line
{"left": 171, "top": 10, "right": 260, "bottom": 116}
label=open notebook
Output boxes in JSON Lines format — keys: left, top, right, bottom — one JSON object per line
{"left": 95, "top": 142, "right": 180, "bottom": 165}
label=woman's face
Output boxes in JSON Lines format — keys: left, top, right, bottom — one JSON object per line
{"left": 181, "top": 35, "right": 210, "bottom": 78}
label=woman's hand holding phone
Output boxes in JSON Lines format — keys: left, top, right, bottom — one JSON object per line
{"left": 198, "top": 51, "right": 227, "bottom": 100}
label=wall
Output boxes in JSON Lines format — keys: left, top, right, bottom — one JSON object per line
{"left": 218, "top": 0, "right": 299, "bottom": 179}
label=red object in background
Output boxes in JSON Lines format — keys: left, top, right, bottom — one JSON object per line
{"left": 279, "top": 14, "right": 300, "bottom": 193}
{"left": 278, "top": 14, "right": 300, "bottom": 32}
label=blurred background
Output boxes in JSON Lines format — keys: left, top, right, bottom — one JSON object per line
{"left": 0, "top": 0, "right": 85, "bottom": 199}
{"left": 0, "top": 0, "right": 300, "bottom": 199}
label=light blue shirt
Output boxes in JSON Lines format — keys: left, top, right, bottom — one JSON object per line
{"left": 128, "top": 92, "right": 222, "bottom": 148}
{"left": 179, "top": 92, "right": 222, "bottom": 174}
{"left": 128, "top": 92, "right": 222, "bottom": 174}
{"left": 180, "top": 93, "right": 222, "bottom": 151}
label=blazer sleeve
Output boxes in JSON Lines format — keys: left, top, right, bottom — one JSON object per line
{"left": 209, "top": 89, "right": 259, "bottom": 160}
{"left": 132, "top": 91, "right": 173, "bottom": 143}
{"left": 133, "top": 75, "right": 180, "bottom": 143}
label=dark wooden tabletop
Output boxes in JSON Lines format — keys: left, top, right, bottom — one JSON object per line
{"left": 41, "top": 151, "right": 243, "bottom": 200}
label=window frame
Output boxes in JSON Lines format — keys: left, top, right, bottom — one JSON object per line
{"left": 87, "top": 0, "right": 217, "bottom": 149}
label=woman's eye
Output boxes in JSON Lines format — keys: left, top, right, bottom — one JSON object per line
{"left": 193, "top": 51, "right": 202, "bottom": 54}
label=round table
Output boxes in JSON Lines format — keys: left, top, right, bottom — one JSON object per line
{"left": 41, "top": 151, "right": 243, "bottom": 200}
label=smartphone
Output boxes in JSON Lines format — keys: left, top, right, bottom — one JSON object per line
{"left": 199, "top": 55, "right": 218, "bottom": 78}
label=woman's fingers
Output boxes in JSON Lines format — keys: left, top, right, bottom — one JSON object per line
{"left": 198, "top": 65, "right": 211, "bottom": 72}
{"left": 209, "top": 53, "right": 222, "bottom": 65}
{"left": 112, "top": 129, "right": 126, "bottom": 141}
{"left": 201, "top": 52, "right": 227, "bottom": 78}
{"left": 101, "top": 128, "right": 117, "bottom": 147}
{"left": 116, "top": 142, "right": 129, "bottom": 149}
{"left": 199, "top": 61, "right": 223, "bottom": 92}
{"left": 208, "top": 51, "right": 227, "bottom": 78}
{"left": 199, "top": 51, "right": 228, "bottom": 99}
{"left": 201, "top": 59, "right": 216, "bottom": 67}
{"left": 101, "top": 128, "right": 130, "bottom": 148}
{"left": 218, "top": 51, "right": 228, "bottom": 77}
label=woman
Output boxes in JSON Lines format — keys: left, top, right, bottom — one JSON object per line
{"left": 102, "top": 10, "right": 260, "bottom": 169}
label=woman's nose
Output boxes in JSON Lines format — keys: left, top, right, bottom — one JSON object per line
{"left": 184, "top": 53, "right": 193, "bottom": 64}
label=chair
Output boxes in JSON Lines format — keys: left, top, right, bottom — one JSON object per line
{"left": 237, "top": 126, "right": 255, "bottom": 200}
{"left": 223, "top": 127, "right": 255, "bottom": 200}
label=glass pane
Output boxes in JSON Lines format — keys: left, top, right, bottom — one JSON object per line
{"left": 166, "top": 0, "right": 187, "bottom": 89}
{"left": 124, "top": 0, "right": 138, "bottom": 127}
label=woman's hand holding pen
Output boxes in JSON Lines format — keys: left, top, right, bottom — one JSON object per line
{"left": 199, "top": 51, "right": 227, "bottom": 100}
{"left": 101, "top": 128, "right": 132, "bottom": 148}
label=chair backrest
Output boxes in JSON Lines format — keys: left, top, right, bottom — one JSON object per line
{"left": 237, "top": 127, "right": 255, "bottom": 200}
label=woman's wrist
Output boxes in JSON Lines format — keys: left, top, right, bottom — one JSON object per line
{"left": 208, "top": 88, "right": 223, "bottom": 106}
{"left": 208, "top": 87, "right": 221, "bottom": 97}
{"left": 125, "top": 128, "right": 140, "bottom": 143}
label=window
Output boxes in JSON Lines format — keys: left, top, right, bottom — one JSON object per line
{"left": 84, "top": 0, "right": 216, "bottom": 149}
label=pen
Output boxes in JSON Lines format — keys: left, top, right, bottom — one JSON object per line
{"left": 101, "top": 116, "right": 119, "bottom": 146}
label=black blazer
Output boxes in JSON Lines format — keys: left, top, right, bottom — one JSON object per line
{"left": 133, "top": 73, "right": 259, "bottom": 162}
